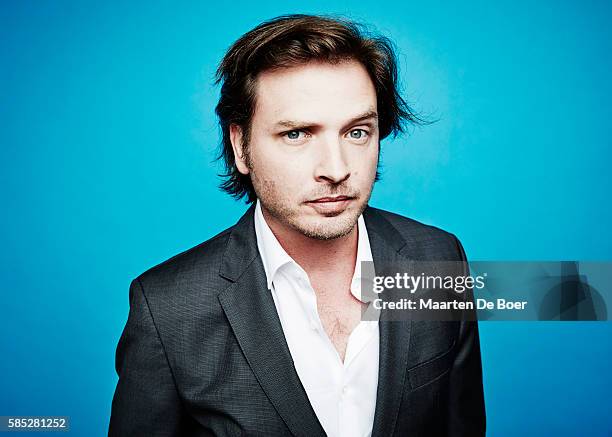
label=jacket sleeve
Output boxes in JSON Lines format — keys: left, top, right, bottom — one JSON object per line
{"left": 446, "top": 236, "right": 486, "bottom": 436}
{"left": 108, "top": 278, "right": 187, "bottom": 436}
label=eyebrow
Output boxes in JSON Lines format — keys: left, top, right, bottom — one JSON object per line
{"left": 274, "top": 109, "right": 378, "bottom": 131}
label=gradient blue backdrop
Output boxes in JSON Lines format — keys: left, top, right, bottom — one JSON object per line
{"left": 1, "top": 1, "right": 611, "bottom": 436}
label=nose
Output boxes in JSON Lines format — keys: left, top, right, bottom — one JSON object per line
{"left": 314, "top": 137, "right": 350, "bottom": 184}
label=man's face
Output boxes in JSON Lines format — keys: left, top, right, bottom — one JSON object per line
{"left": 231, "top": 60, "right": 379, "bottom": 240}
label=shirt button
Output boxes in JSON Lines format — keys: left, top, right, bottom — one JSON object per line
{"left": 342, "top": 385, "right": 347, "bottom": 395}
{"left": 309, "top": 320, "right": 318, "bottom": 331}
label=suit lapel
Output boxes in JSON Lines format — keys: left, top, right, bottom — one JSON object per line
{"left": 217, "top": 205, "right": 326, "bottom": 437}
{"left": 364, "top": 207, "right": 413, "bottom": 437}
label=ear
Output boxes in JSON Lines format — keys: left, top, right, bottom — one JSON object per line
{"left": 229, "top": 124, "right": 250, "bottom": 175}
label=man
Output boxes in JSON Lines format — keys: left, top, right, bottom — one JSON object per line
{"left": 109, "top": 14, "right": 485, "bottom": 437}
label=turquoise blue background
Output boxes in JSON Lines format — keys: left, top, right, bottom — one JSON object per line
{"left": 1, "top": 1, "right": 611, "bottom": 435}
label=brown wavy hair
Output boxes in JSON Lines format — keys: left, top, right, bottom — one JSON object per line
{"left": 215, "top": 14, "right": 424, "bottom": 203}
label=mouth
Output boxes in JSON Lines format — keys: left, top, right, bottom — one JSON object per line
{"left": 309, "top": 195, "right": 354, "bottom": 203}
{"left": 305, "top": 195, "right": 356, "bottom": 215}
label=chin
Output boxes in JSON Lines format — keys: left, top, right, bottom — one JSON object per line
{"left": 293, "top": 213, "right": 359, "bottom": 241}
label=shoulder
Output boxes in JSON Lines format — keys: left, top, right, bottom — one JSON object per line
{"left": 369, "top": 206, "right": 456, "bottom": 241}
{"left": 135, "top": 224, "right": 234, "bottom": 296}
{"left": 366, "top": 206, "right": 466, "bottom": 261}
{"left": 123, "top": 222, "right": 242, "bottom": 352}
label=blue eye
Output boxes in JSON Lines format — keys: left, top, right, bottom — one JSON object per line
{"left": 286, "top": 130, "right": 301, "bottom": 140}
{"left": 349, "top": 129, "right": 368, "bottom": 139}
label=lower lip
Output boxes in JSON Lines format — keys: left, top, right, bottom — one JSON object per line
{"left": 306, "top": 198, "right": 353, "bottom": 215}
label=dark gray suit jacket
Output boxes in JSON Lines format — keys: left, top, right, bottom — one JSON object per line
{"left": 108, "top": 205, "right": 486, "bottom": 436}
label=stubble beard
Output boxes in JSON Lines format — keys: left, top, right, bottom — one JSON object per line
{"left": 251, "top": 171, "right": 373, "bottom": 241}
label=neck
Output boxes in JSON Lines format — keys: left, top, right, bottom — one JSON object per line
{"left": 261, "top": 206, "right": 358, "bottom": 275}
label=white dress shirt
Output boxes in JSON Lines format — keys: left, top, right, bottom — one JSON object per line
{"left": 254, "top": 200, "right": 380, "bottom": 437}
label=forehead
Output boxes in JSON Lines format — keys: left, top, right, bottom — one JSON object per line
{"left": 253, "top": 60, "right": 377, "bottom": 126}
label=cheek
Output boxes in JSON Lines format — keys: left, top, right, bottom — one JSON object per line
{"left": 251, "top": 151, "right": 304, "bottom": 190}
{"left": 354, "top": 147, "right": 379, "bottom": 178}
